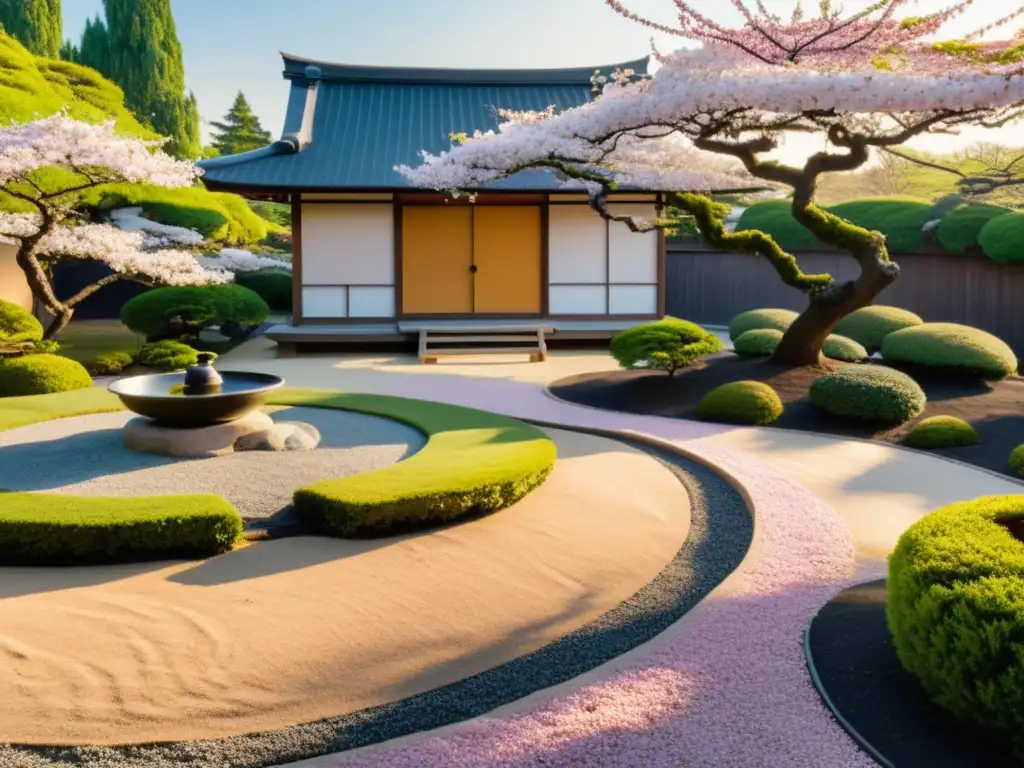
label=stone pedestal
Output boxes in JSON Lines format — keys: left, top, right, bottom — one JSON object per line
{"left": 123, "top": 412, "right": 321, "bottom": 459}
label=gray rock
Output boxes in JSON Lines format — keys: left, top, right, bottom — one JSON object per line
{"left": 123, "top": 411, "right": 275, "bottom": 458}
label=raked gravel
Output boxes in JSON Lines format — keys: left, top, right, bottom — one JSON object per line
{"left": 0, "top": 407, "right": 425, "bottom": 520}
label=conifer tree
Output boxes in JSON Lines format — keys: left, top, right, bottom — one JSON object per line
{"left": 76, "top": 15, "right": 110, "bottom": 76}
{"left": 0, "top": 0, "right": 62, "bottom": 58}
{"left": 209, "top": 92, "right": 273, "bottom": 155}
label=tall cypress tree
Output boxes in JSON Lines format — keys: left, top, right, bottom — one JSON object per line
{"left": 209, "top": 92, "right": 273, "bottom": 155}
{"left": 76, "top": 16, "right": 110, "bottom": 76}
{"left": 0, "top": 0, "right": 62, "bottom": 58}
{"left": 101, "top": 0, "right": 199, "bottom": 159}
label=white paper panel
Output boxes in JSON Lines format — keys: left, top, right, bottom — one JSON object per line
{"left": 302, "top": 286, "right": 348, "bottom": 318}
{"left": 609, "top": 285, "right": 657, "bottom": 315}
{"left": 547, "top": 206, "right": 606, "bottom": 284}
{"left": 549, "top": 285, "right": 606, "bottom": 315}
{"left": 348, "top": 286, "right": 395, "bottom": 318}
{"left": 301, "top": 204, "right": 394, "bottom": 285}
{"left": 607, "top": 203, "right": 658, "bottom": 284}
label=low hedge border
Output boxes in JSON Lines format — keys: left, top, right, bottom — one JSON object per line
{"left": 273, "top": 388, "right": 557, "bottom": 537}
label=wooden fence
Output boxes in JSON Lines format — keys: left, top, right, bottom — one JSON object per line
{"left": 666, "top": 244, "right": 1024, "bottom": 353}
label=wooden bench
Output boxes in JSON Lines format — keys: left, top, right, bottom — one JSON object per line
{"left": 417, "top": 326, "right": 548, "bottom": 364}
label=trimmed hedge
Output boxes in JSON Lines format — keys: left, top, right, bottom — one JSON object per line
{"left": 978, "top": 211, "right": 1024, "bottom": 264}
{"left": 728, "top": 308, "right": 798, "bottom": 342}
{"left": 695, "top": 381, "right": 784, "bottom": 425}
{"left": 936, "top": 203, "right": 1013, "bottom": 255}
{"left": 0, "top": 493, "right": 243, "bottom": 565}
{"left": 887, "top": 495, "right": 1024, "bottom": 760}
{"left": 121, "top": 284, "right": 269, "bottom": 340}
{"left": 902, "top": 416, "right": 980, "bottom": 449}
{"left": 137, "top": 340, "right": 203, "bottom": 371}
{"left": 0, "top": 354, "right": 93, "bottom": 397}
{"left": 277, "top": 389, "right": 557, "bottom": 537}
{"left": 610, "top": 317, "right": 722, "bottom": 375}
{"left": 810, "top": 365, "right": 926, "bottom": 424}
{"left": 833, "top": 305, "right": 923, "bottom": 352}
{"left": 733, "top": 327, "right": 867, "bottom": 362}
{"left": 1009, "top": 445, "right": 1024, "bottom": 477}
{"left": 882, "top": 322, "right": 1017, "bottom": 380}
{"left": 234, "top": 269, "right": 293, "bottom": 312}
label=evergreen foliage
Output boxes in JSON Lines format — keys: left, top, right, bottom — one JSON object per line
{"left": 610, "top": 317, "right": 723, "bottom": 375}
{"left": 77, "top": 15, "right": 109, "bottom": 75}
{"left": 810, "top": 365, "right": 927, "bottom": 424}
{"left": 695, "top": 381, "right": 784, "bottom": 425}
{"left": 0, "top": 0, "right": 61, "bottom": 58}
{"left": 209, "top": 92, "right": 273, "bottom": 156}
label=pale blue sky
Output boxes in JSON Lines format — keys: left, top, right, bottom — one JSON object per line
{"left": 61, "top": 0, "right": 1023, "bottom": 157}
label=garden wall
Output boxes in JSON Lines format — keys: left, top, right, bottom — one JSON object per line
{"left": 667, "top": 243, "right": 1024, "bottom": 353}
{"left": 0, "top": 240, "right": 32, "bottom": 311}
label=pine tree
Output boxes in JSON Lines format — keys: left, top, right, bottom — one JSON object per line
{"left": 0, "top": 0, "right": 62, "bottom": 58}
{"left": 100, "top": 0, "right": 197, "bottom": 159}
{"left": 77, "top": 16, "right": 110, "bottom": 76}
{"left": 209, "top": 92, "right": 273, "bottom": 156}
{"left": 59, "top": 39, "right": 79, "bottom": 63}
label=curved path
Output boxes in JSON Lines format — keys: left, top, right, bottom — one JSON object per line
{"left": 206, "top": 341, "right": 1021, "bottom": 768}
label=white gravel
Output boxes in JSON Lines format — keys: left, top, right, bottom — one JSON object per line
{"left": 0, "top": 407, "right": 426, "bottom": 519}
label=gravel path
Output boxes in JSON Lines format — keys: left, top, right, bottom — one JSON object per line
{"left": 0, "top": 407, "right": 425, "bottom": 519}
{"left": 0, "top": 432, "right": 750, "bottom": 768}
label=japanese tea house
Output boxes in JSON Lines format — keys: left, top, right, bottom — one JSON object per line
{"left": 199, "top": 53, "right": 666, "bottom": 357}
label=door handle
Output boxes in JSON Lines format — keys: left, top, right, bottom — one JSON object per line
{"left": 469, "top": 264, "right": 478, "bottom": 273}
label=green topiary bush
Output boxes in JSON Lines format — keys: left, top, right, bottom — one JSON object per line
{"left": 882, "top": 322, "right": 1017, "bottom": 380}
{"left": 978, "top": 211, "right": 1024, "bottom": 263}
{"left": 833, "top": 305, "right": 923, "bottom": 352}
{"left": 0, "top": 299, "right": 56, "bottom": 356}
{"left": 902, "top": 416, "right": 980, "bottom": 449}
{"left": 0, "top": 354, "right": 93, "bottom": 397}
{"left": 733, "top": 327, "right": 867, "bottom": 362}
{"left": 936, "top": 203, "right": 1012, "bottom": 255}
{"left": 610, "top": 317, "right": 723, "bottom": 376}
{"left": 234, "top": 269, "right": 292, "bottom": 312}
{"left": 0, "top": 492, "right": 243, "bottom": 565}
{"left": 728, "top": 308, "right": 798, "bottom": 342}
{"left": 810, "top": 365, "right": 927, "bottom": 424}
{"left": 1009, "top": 445, "right": 1024, "bottom": 477}
{"left": 120, "top": 284, "right": 269, "bottom": 340}
{"left": 137, "top": 340, "right": 206, "bottom": 371}
{"left": 84, "top": 351, "right": 134, "bottom": 376}
{"left": 695, "top": 380, "right": 784, "bottom": 425}
{"left": 887, "top": 495, "right": 1024, "bottom": 760}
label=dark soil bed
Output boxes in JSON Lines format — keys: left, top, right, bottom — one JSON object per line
{"left": 550, "top": 353, "right": 1024, "bottom": 478}
{"left": 806, "top": 580, "right": 1020, "bottom": 767}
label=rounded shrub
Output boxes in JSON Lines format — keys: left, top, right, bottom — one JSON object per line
{"left": 887, "top": 495, "right": 1024, "bottom": 760}
{"left": 822, "top": 334, "right": 869, "bottom": 363}
{"left": 137, "top": 340, "right": 206, "bottom": 371}
{"left": 882, "top": 322, "right": 1017, "bottom": 380}
{"left": 695, "top": 380, "right": 784, "bottom": 425}
{"left": 0, "top": 354, "right": 93, "bottom": 397}
{"left": 234, "top": 269, "right": 292, "bottom": 312}
{"left": 610, "top": 317, "right": 723, "bottom": 376}
{"left": 733, "top": 328, "right": 867, "bottom": 362}
{"left": 833, "top": 305, "right": 923, "bottom": 352}
{"left": 728, "top": 308, "right": 797, "bottom": 342}
{"left": 902, "top": 416, "right": 980, "bottom": 449}
{"left": 120, "top": 284, "right": 269, "bottom": 340}
{"left": 84, "top": 351, "right": 135, "bottom": 376}
{"left": 0, "top": 298, "right": 43, "bottom": 348}
{"left": 978, "top": 210, "right": 1024, "bottom": 263}
{"left": 810, "top": 365, "right": 926, "bottom": 424}
{"left": 935, "top": 202, "right": 1012, "bottom": 255}
{"left": 1009, "top": 445, "right": 1024, "bottom": 477}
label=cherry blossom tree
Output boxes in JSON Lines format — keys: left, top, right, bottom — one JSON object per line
{"left": 0, "top": 115, "right": 232, "bottom": 339}
{"left": 400, "top": 0, "right": 1024, "bottom": 366}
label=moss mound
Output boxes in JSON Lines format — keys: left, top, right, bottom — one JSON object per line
{"left": 732, "top": 327, "right": 867, "bottom": 362}
{"left": 887, "top": 495, "right": 1024, "bottom": 760}
{"left": 833, "top": 305, "right": 923, "bottom": 352}
{"left": 978, "top": 211, "right": 1024, "bottom": 264}
{"left": 610, "top": 317, "right": 722, "bottom": 375}
{"left": 121, "top": 284, "right": 269, "bottom": 340}
{"left": 234, "top": 269, "right": 292, "bottom": 312}
{"left": 882, "top": 322, "right": 1017, "bottom": 380}
{"left": 0, "top": 354, "right": 93, "bottom": 397}
{"left": 137, "top": 340, "right": 202, "bottom": 371}
{"left": 902, "top": 416, "right": 980, "bottom": 449}
{"left": 822, "top": 334, "right": 869, "bottom": 362}
{"left": 84, "top": 350, "right": 134, "bottom": 376}
{"left": 936, "top": 203, "right": 1013, "bottom": 255}
{"left": 810, "top": 365, "right": 926, "bottom": 424}
{"left": 1009, "top": 445, "right": 1024, "bottom": 477}
{"left": 695, "top": 380, "right": 783, "bottom": 425}
{"left": 0, "top": 298, "right": 44, "bottom": 350}
{"left": 728, "top": 308, "right": 798, "bottom": 342}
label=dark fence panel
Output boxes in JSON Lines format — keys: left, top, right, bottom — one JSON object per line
{"left": 667, "top": 245, "right": 1024, "bottom": 354}
{"left": 51, "top": 259, "right": 150, "bottom": 320}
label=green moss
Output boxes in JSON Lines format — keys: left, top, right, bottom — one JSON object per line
{"left": 902, "top": 416, "right": 980, "bottom": 449}
{"left": 833, "top": 305, "right": 923, "bottom": 352}
{"left": 887, "top": 495, "right": 1024, "bottom": 760}
{"left": 234, "top": 269, "right": 292, "bottom": 312}
{"left": 728, "top": 308, "right": 798, "bottom": 341}
{"left": 83, "top": 350, "right": 134, "bottom": 376}
{"left": 978, "top": 212, "right": 1024, "bottom": 264}
{"left": 935, "top": 203, "right": 1012, "bottom": 255}
{"left": 733, "top": 328, "right": 784, "bottom": 357}
{"left": 0, "top": 354, "right": 93, "bottom": 397}
{"left": 822, "top": 334, "right": 869, "bottom": 363}
{"left": 610, "top": 317, "right": 722, "bottom": 375}
{"left": 137, "top": 340, "right": 205, "bottom": 371}
{"left": 0, "top": 298, "right": 44, "bottom": 352}
{"left": 695, "top": 381, "right": 783, "bottom": 425}
{"left": 275, "top": 389, "right": 557, "bottom": 538}
{"left": 882, "top": 322, "right": 1017, "bottom": 380}
{"left": 810, "top": 365, "right": 926, "bottom": 424}
{"left": 121, "top": 284, "right": 269, "bottom": 340}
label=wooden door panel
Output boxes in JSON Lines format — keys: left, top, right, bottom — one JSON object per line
{"left": 401, "top": 206, "right": 473, "bottom": 314}
{"left": 472, "top": 207, "right": 542, "bottom": 314}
